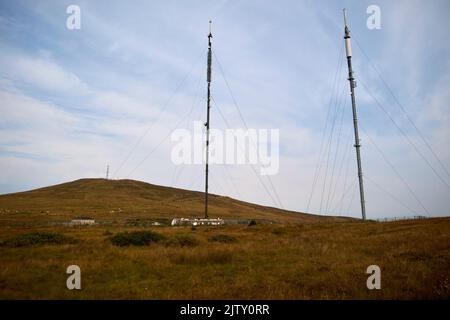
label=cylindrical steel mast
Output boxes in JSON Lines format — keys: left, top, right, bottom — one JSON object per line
{"left": 343, "top": 9, "right": 367, "bottom": 220}
{"left": 204, "top": 21, "right": 212, "bottom": 219}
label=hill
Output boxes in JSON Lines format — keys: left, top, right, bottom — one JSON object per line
{"left": 0, "top": 178, "right": 349, "bottom": 225}
{"left": 0, "top": 179, "right": 449, "bottom": 299}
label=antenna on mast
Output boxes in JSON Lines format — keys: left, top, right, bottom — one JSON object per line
{"left": 204, "top": 21, "right": 213, "bottom": 219}
{"left": 343, "top": 8, "right": 349, "bottom": 30}
{"left": 342, "top": 9, "right": 367, "bottom": 220}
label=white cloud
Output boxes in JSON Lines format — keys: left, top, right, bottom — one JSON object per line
{"left": 0, "top": 88, "right": 78, "bottom": 130}
{"left": 0, "top": 49, "right": 88, "bottom": 94}
{"left": 0, "top": 0, "right": 449, "bottom": 219}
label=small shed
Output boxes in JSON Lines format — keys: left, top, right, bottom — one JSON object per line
{"left": 171, "top": 217, "right": 224, "bottom": 226}
{"left": 70, "top": 216, "right": 95, "bottom": 225}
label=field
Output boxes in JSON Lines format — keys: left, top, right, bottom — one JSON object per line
{"left": 0, "top": 179, "right": 449, "bottom": 299}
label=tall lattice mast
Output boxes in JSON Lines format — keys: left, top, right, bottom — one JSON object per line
{"left": 204, "top": 21, "right": 213, "bottom": 219}
{"left": 343, "top": 9, "right": 367, "bottom": 220}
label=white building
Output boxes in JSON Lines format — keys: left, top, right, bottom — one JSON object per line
{"left": 171, "top": 217, "right": 224, "bottom": 226}
{"left": 70, "top": 216, "right": 95, "bottom": 225}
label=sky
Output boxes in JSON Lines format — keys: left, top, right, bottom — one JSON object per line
{"left": 0, "top": 0, "right": 449, "bottom": 219}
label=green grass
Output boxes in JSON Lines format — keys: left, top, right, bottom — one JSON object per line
{"left": 0, "top": 232, "right": 78, "bottom": 247}
{"left": 109, "top": 231, "right": 166, "bottom": 246}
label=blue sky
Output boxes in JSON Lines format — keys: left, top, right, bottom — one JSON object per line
{"left": 0, "top": 0, "right": 449, "bottom": 219}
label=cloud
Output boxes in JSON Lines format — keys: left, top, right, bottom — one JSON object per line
{"left": 0, "top": 89, "right": 77, "bottom": 128}
{"left": 0, "top": 0, "right": 449, "bottom": 219}
{"left": 0, "top": 48, "right": 88, "bottom": 94}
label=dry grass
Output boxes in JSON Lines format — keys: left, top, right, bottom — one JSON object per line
{"left": 0, "top": 218, "right": 449, "bottom": 299}
{"left": 0, "top": 179, "right": 448, "bottom": 299}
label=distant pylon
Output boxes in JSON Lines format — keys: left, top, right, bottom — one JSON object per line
{"left": 106, "top": 164, "right": 110, "bottom": 180}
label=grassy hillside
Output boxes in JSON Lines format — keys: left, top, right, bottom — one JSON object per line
{"left": 0, "top": 218, "right": 449, "bottom": 299}
{"left": 0, "top": 178, "right": 347, "bottom": 225}
{"left": 0, "top": 178, "right": 448, "bottom": 299}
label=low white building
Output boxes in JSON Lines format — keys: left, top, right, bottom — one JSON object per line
{"left": 171, "top": 217, "right": 224, "bottom": 226}
{"left": 70, "top": 216, "right": 95, "bottom": 225}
